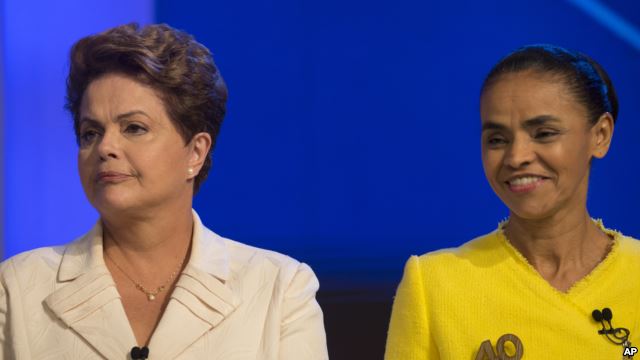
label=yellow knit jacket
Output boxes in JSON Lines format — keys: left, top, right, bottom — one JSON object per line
{"left": 385, "top": 223, "right": 640, "bottom": 360}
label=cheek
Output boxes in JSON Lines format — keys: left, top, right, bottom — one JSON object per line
{"left": 135, "top": 146, "right": 188, "bottom": 183}
{"left": 547, "top": 139, "right": 592, "bottom": 178}
{"left": 481, "top": 151, "right": 502, "bottom": 180}
{"left": 77, "top": 150, "right": 97, "bottom": 202}
{"left": 77, "top": 150, "right": 93, "bottom": 182}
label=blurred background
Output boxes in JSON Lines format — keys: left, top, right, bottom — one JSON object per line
{"left": 2, "top": 0, "right": 639, "bottom": 358}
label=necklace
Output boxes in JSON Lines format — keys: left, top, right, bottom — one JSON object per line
{"left": 105, "top": 251, "right": 184, "bottom": 301}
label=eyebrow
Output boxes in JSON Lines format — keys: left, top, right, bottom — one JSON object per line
{"left": 79, "top": 110, "right": 152, "bottom": 126}
{"left": 116, "top": 110, "right": 152, "bottom": 121}
{"left": 481, "top": 115, "right": 562, "bottom": 132}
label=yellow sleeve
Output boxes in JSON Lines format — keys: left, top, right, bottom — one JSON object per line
{"left": 384, "top": 255, "right": 438, "bottom": 360}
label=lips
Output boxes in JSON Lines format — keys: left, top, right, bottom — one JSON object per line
{"left": 97, "top": 171, "right": 132, "bottom": 183}
{"left": 505, "top": 175, "right": 548, "bottom": 193}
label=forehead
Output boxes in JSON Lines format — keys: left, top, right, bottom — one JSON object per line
{"left": 80, "top": 73, "right": 166, "bottom": 118}
{"left": 479, "top": 71, "right": 587, "bottom": 125}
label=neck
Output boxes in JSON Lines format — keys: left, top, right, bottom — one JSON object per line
{"left": 101, "top": 201, "right": 194, "bottom": 273}
{"left": 504, "top": 209, "right": 612, "bottom": 291}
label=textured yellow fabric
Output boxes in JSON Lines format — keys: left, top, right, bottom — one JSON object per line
{"left": 385, "top": 224, "right": 640, "bottom": 360}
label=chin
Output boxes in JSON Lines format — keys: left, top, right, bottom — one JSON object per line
{"left": 495, "top": 192, "right": 552, "bottom": 219}
{"left": 506, "top": 202, "right": 556, "bottom": 220}
{"left": 91, "top": 191, "right": 143, "bottom": 215}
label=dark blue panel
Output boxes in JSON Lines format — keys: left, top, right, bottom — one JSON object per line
{"left": 0, "top": 0, "right": 5, "bottom": 258}
{"left": 156, "top": 0, "right": 640, "bottom": 290}
{"left": 3, "top": 1, "right": 153, "bottom": 258}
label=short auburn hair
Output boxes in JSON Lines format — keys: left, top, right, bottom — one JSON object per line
{"left": 65, "top": 23, "right": 228, "bottom": 193}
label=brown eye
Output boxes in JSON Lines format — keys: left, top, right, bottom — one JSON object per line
{"left": 125, "top": 123, "right": 148, "bottom": 134}
{"left": 79, "top": 129, "right": 100, "bottom": 145}
{"left": 534, "top": 130, "right": 558, "bottom": 140}
{"left": 486, "top": 135, "right": 507, "bottom": 147}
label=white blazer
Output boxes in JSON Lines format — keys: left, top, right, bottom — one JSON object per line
{"left": 0, "top": 211, "right": 328, "bottom": 359}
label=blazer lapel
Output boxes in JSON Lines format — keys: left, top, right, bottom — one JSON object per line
{"left": 45, "top": 211, "right": 243, "bottom": 359}
{"left": 44, "top": 222, "right": 136, "bottom": 360}
{"left": 147, "top": 266, "right": 241, "bottom": 360}
{"left": 146, "top": 212, "right": 242, "bottom": 360}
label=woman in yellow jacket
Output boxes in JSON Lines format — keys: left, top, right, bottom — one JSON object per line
{"left": 385, "top": 45, "right": 640, "bottom": 360}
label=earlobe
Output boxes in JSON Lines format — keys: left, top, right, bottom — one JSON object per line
{"left": 188, "top": 132, "right": 212, "bottom": 175}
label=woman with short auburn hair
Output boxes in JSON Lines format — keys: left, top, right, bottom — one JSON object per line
{"left": 0, "top": 23, "right": 328, "bottom": 360}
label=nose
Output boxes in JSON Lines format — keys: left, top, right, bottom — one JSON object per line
{"left": 504, "top": 136, "right": 535, "bottom": 169}
{"left": 96, "top": 129, "right": 121, "bottom": 161}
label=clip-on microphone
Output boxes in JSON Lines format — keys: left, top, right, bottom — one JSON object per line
{"left": 130, "top": 346, "right": 149, "bottom": 360}
{"left": 592, "top": 308, "right": 632, "bottom": 348}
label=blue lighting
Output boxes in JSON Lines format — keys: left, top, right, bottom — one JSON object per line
{"left": 2, "top": 1, "right": 154, "bottom": 258}
{"left": 566, "top": 0, "right": 640, "bottom": 52}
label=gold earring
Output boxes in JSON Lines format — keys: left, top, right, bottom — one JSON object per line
{"left": 188, "top": 168, "right": 194, "bottom": 175}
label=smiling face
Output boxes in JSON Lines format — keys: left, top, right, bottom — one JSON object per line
{"left": 78, "top": 73, "right": 208, "bottom": 218}
{"left": 480, "top": 70, "right": 612, "bottom": 220}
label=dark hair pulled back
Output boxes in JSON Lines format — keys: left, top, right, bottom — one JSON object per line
{"left": 482, "top": 44, "right": 618, "bottom": 125}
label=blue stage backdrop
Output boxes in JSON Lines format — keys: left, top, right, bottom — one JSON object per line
{"left": 2, "top": 1, "right": 153, "bottom": 258}
{"left": 0, "top": 0, "right": 5, "bottom": 259}
{"left": 156, "top": 0, "right": 640, "bottom": 296}
{"left": 3, "top": 0, "right": 640, "bottom": 299}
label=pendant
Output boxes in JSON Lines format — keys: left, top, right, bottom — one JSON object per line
{"left": 147, "top": 293, "right": 156, "bottom": 301}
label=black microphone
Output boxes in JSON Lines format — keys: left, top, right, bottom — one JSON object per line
{"left": 602, "top": 308, "right": 613, "bottom": 324}
{"left": 592, "top": 309, "right": 603, "bottom": 322}
{"left": 130, "top": 346, "right": 149, "bottom": 360}
{"left": 591, "top": 309, "right": 608, "bottom": 334}
{"left": 592, "top": 307, "right": 631, "bottom": 346}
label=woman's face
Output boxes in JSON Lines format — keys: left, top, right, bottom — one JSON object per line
{"left": 480, "top": 70, "right": 611, "bottom": 220}
{"left": 78, "top": 73, "right": 207, "bottom": 217}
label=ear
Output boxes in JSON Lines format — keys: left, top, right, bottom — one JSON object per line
{"left": 187, "top": 132, "right": 212, "bottom": 179}
{"left": 590, "top": 113, "right": 614, "bottom": 159}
